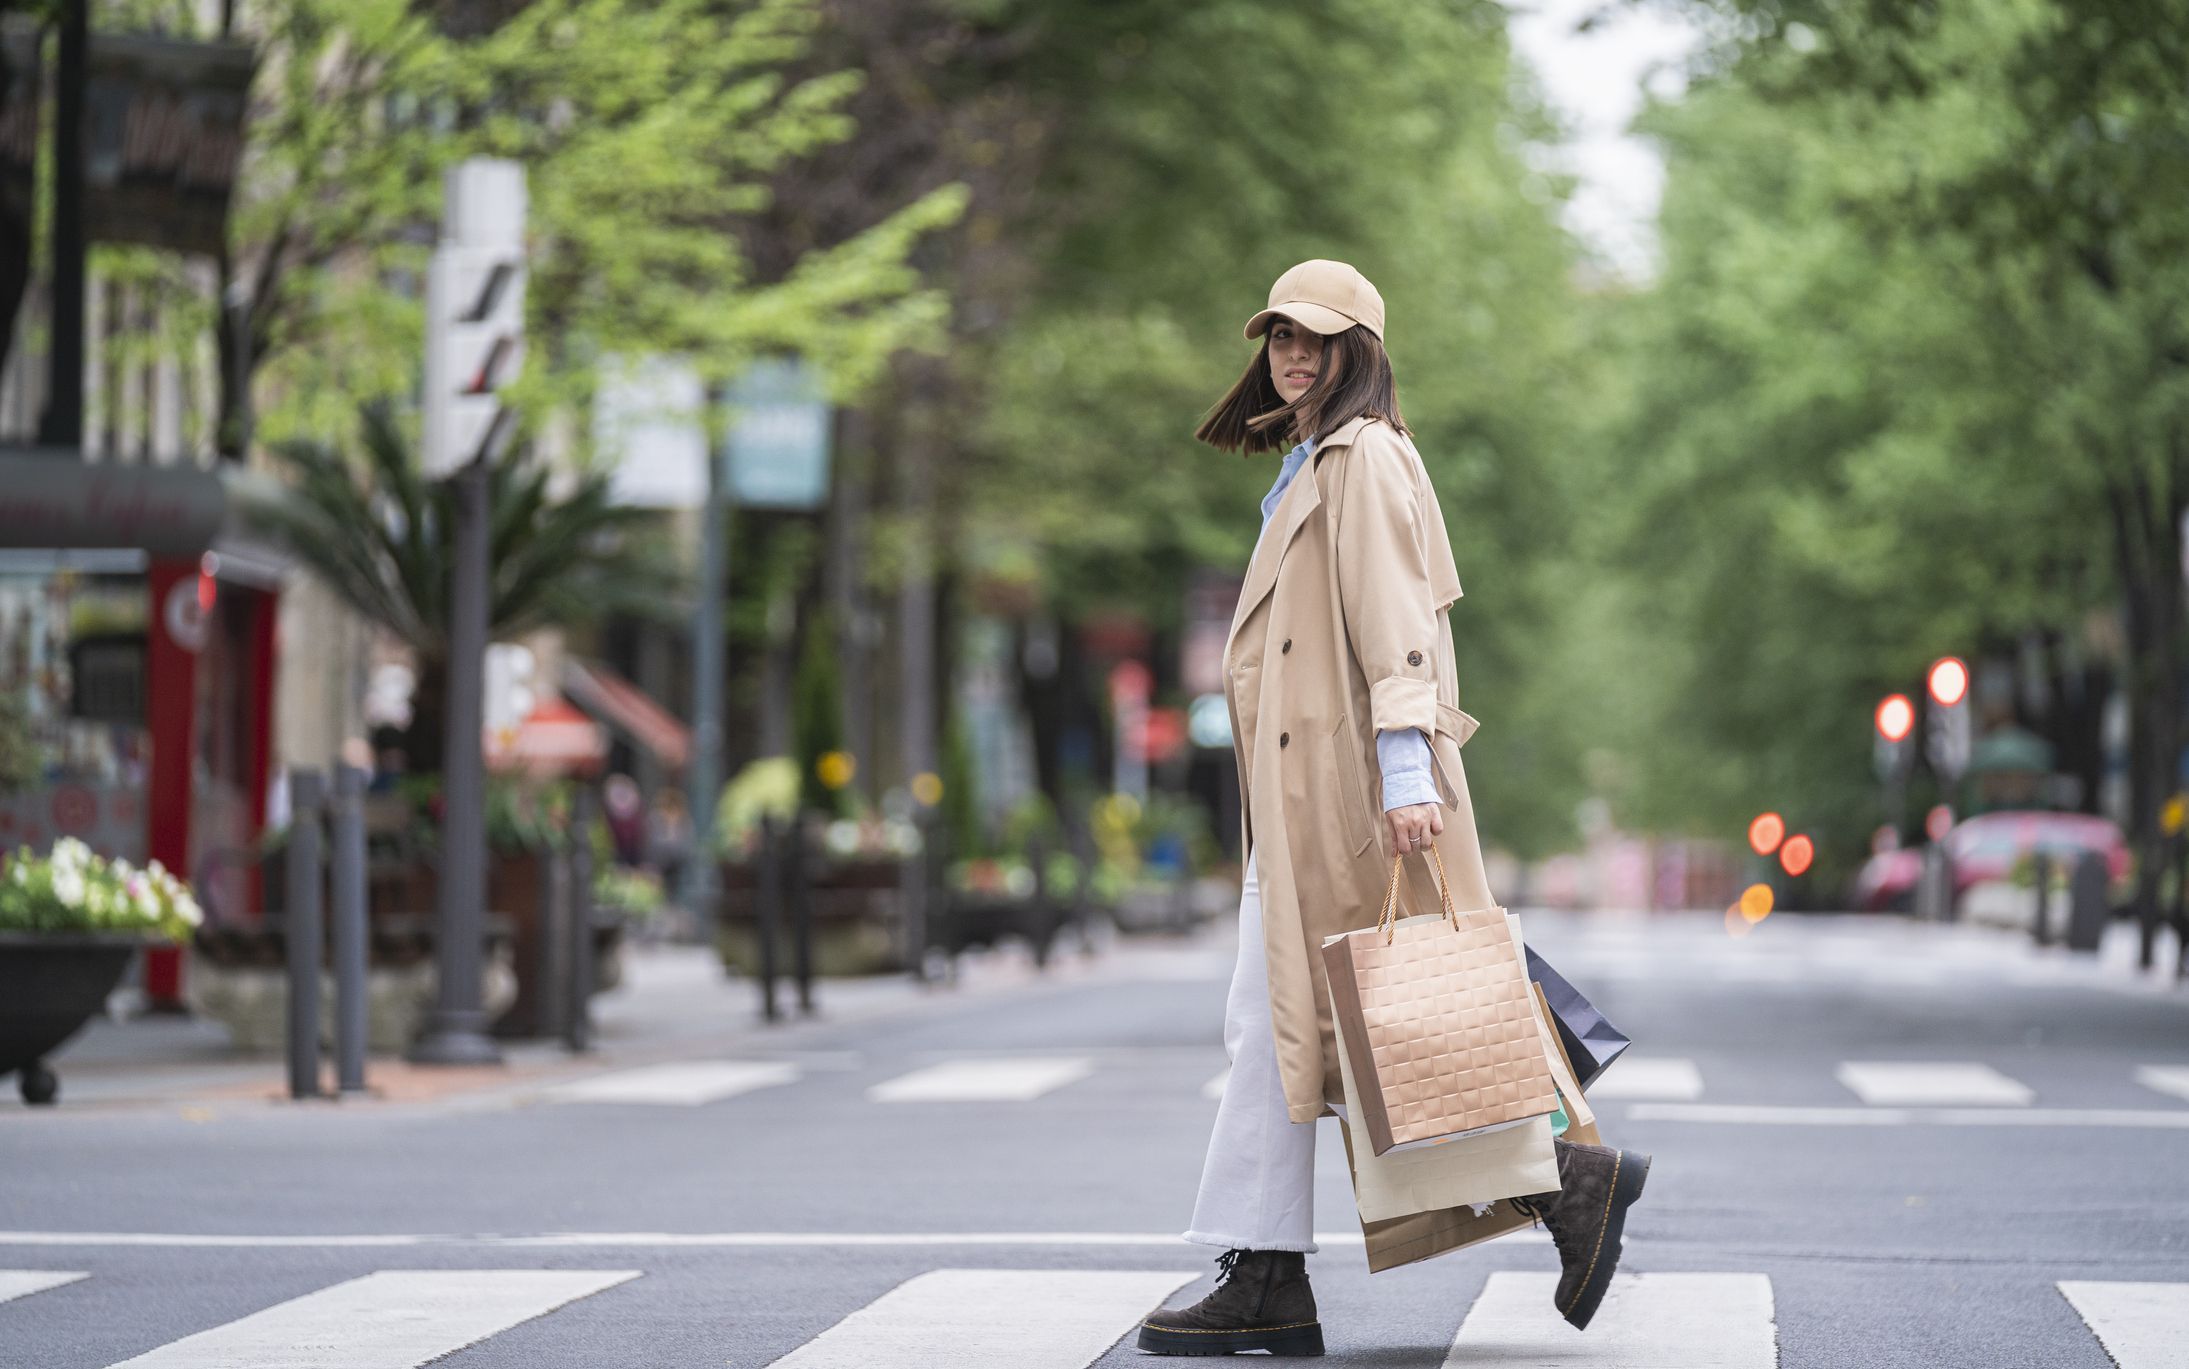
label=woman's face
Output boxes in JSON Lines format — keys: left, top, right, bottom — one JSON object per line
{"left": 1266, "top": 316, "right": 1336, "bottom": 404}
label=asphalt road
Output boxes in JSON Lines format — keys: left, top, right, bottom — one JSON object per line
{"left": 4, "top": 909, "right": 2187, "bottom": 1368}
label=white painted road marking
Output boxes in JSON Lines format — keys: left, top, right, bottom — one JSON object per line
{"left": 0, "top": 1269, "right": 85, "bottom": 1304}
{"left": 867, "top": 1058, "right": 1093, "bottom": 1102}
{"left": 1587, "top": 1057, "right": 1704, "bottom": 1101}
{"left": 2058, "top": 1281, "right": 2189, "bottom": 1368}
{"left": 104, "top": 1269, "right": 639, "bottom": 1367}
{"left": 1836, "top": 1061, "right": 2033, "bottom": 1106}
{"left": 1202, "top": 1068, "right": 1230, "bottom": 1100}
{"left": 1630, "top": 1103, "right": 2189, "bottom": 1128}
{"left": 765, "top": 1269, "right": 1193, "bottom": 1369}
{"left": 2134, "top": 1065, "right": 2189, "bottom": 1103}
{"left": 539, "top": 1060, "right": 799, "bottom": 1105}
{"left": 1446, "top": 1272, "right": 1777, "bottom": 1367}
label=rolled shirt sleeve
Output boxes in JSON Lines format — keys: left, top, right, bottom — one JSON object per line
{"left": 1377, "top": 726, "right": 1439, "bottom": 811}
{"left": 1334, "top": 424, "right": 1441, "bottom": 738}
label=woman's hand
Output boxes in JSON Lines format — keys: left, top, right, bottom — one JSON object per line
{"left": 1387, "top": 801, "right": 1444, "bottom": 856}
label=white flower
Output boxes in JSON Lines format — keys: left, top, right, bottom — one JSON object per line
{"left": 52, "top": 866, "right": 86, "bottom": 908}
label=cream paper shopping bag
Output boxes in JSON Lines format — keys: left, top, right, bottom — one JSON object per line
{"left": 1328, "top": 975, "right": 1558, "bottom": 1222}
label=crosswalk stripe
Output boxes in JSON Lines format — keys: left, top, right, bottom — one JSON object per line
{"left": 765, "top": 1269, "right": 1193, "bottom": 1368}
{"left": 540, "top": 1060, "right": 800, "bottom": 1105}
{"left": 2134, "top": 1065, "right": 2189, "bottom": 1103}
{"left": 1587, "top": 1057, "right": 1704, "bottom": 1101}
{"left": 103, "top": 1269, "right": 639, "bottom": 1367}
{"left": 0, "top": 1269, "right": 86, "bottom": 1304}
{"left": 1836, "top": 1061, "right": 2032, "bottom": 1106}
{"left": 1202, "top": 1068, "right": 1229, "bottom": 1100}
{"left": 1630, "top": 1103, "right": 2189, "bottom": 1129}
{"left": 2058, "top": 1281, "right": 2189, "bottom": 1368}
{"left": 1446, "top": 1271, "right": 1777, "bottom": 1367}
{"left": 868, "top": 1058, "right": 1093, "bottom": 1102}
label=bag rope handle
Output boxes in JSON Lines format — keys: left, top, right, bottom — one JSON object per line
{"left": 1378, "top": 843, "right": 1459, "bottom": 944}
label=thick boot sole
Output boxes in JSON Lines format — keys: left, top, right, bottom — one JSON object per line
{"left": 1561, "top": 1149, "right": 1651, "bottom": 1332}
{"left": 1136, "top": 1319, "right": 1326, "bottom": 1356}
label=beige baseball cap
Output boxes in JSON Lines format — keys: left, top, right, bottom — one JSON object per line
{"left": 1243, "top": 259, "right": 1386, "bottom": 341}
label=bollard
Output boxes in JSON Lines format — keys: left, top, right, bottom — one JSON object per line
{"left": 285, "top": 768, "right": 326, "bottom": 1100}
{"left": 2065, "top": 850, "right": 2109, "bottom": 952}
{"left": 900, "top": 810, "right": 929, "bottom": 983}
{"left": 535, "top": 837, "right": 572, "bottom": 1042}
{"left": 2029, "top": 850, "right": 2052, "bottom": 947}
{"left": 756, "top": 813, "right": 782, "bottom": 1022}
{"left": 329, "top": 765, "right": 369, "bottom": 1094}
{"left": 789, "top": 815, "right": 816, "bottom": 1016}
{"left": 567, "top": 788, "right": 596, "bottom": 1053}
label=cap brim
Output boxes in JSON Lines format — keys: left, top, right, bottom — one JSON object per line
{"left": 1244, "top": 299, "right": 1355, "bottom": 340}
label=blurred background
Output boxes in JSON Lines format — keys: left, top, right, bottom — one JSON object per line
{"left": 0, "top": 0, "right": 2184, "bottom": 1040}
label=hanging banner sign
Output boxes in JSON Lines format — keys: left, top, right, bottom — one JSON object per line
{"left": 725, "top": 357, "right": 831, "bottom": 510}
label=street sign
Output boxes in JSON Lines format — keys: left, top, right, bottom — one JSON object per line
{"left": 725, "top": 357, "right": 830, "bottom": 509}
{"left": 423, "top": 159, "right": 527, "bottom": 479}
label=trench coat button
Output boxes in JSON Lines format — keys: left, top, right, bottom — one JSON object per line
{"left": 1406, "top": 649, "right": 1423, "bottom": 666}
{"left": 1279, "top": 731, "right": 1290, "bottom": 747}
{"left": 1281, "top": 638, "right": 1292, "bottom": 653}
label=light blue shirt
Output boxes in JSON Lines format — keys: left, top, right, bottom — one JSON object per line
{"left": 1260, "top": 436, "right": 1440, "bottom": 813}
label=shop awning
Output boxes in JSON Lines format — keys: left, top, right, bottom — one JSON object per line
{"left": 559, "top": 657, "right": 691, "bottom": 770}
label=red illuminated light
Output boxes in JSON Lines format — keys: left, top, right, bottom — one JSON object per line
{"left": 1748, "top": 812, "right": 1785, "bottom": 857}
{"left": 1779, "top": 833, "right": 1815, "bottom": 877}
{"left": 1875, "top": 693, "right": 1915, "bottom": 743}
{"left": 1927, "top": 656, "right": 1968, "bottom": 707}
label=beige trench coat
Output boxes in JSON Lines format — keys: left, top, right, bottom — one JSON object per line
{"left": 1221, "top": 412, "right": 1493, "bottom": 1129}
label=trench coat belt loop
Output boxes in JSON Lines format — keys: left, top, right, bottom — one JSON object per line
{"left": 1377, "top": 845, "right": 1460, "bottom": 944}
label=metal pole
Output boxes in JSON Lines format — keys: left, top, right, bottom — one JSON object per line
{"left": 684, "top": 385, "right": 729, "bottom": 943}
{"left": 37, "top": 0, "right": 86, "bottom": 451}
{"left": 900, "top": 808, "right": 929, "bottom": 982}
{"left": 567, "top": 786, "right": 597, "bottom": 1052}
{"left": 535, "top": 834, "right": 570, "bottom": 1041}
{"left": 329, "top": 765, "right": 369, "bottom": 1093}
{"left": 410, "top": 455, "right": 503, "bottom": 1065}
{"left": 756, "top": 812, "right": 781, "bottom": 1022}
{"left": 789, "top": 815, "right": 814, "bottom": 1016}
{"left": 285, "top": 768, "right": 324, "bottom": 1100}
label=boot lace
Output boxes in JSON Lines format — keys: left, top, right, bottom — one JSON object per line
{"left": 1212, "top": 1248, "right": 1244, "bottom": 1289}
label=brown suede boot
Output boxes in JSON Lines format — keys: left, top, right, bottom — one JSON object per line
{"left": 1137, "top": 1248, "right": 1325, "bottom": 1356}
{"left": 1509, "top": 1140, "right": 1652, "bottom": 1331}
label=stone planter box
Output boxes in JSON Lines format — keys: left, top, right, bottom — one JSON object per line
{"left": 187, "top": 916, "right": 518, "bottom": 1055}
{"left": 0, "top": 932, "right": 152, "bottom": 1104}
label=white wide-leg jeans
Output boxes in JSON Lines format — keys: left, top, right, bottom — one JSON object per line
{"left": 1183, "top": 846, "right": 1322, "bottom": 1253}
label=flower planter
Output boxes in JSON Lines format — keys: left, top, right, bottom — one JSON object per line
{"left": 714, "top": 858, "right": 914, "bottom": 977}
{"left": 0, "top": 932, "right": 148, "bottom": 1105}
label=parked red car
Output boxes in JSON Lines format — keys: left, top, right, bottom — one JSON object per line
{"left": 1851, "top": 810, "right": 2131, "bottom": 913}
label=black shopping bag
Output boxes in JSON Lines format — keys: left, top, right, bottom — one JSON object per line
{"left": 1524, "top": 946, "right": 1631, "bottom": 1091}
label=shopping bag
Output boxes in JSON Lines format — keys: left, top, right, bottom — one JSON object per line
{"left": 1327, "top": 974, "right": 1558, "bottom": 1221}
{"left": 1344, "top": 977, "right": 1604, "bottom": 1273}
{"left": 1524, "top": 944, "right": 1632, "bottom": 1091}
{"left": 1320, "top": 847, "right": 1558, "bottom": 1157}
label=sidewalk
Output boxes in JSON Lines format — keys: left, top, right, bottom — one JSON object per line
{"left": 1, "top": 923, "right": 1238, "bottom": 1117}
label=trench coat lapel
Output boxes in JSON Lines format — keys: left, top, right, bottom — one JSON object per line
{"left": 1222, "top": 417, "right": 1373, "bottom": 659}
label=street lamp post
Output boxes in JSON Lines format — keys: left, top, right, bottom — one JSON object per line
{"left": 410, "top": 159, "right": 526, "bottom": 1067}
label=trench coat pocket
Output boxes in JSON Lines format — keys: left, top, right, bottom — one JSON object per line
{"left": 1331, "top": 714, "right": 1376, "bottom": 857}
{"left": 1427, "top": 701, "right": 1479, "bottom": 811}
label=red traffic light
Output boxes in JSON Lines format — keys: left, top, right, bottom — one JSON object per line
{"left": 1779, "top": 833, "right": 1815, "bottom": 877}
{"left": 1748, "top": 812, "right": 1785, "bottom": 857}
{"left": 1875, "top": 693, "right": 1915, "bottom": 743}
{"left": 1927, "top": 656, "right": 1968, "bottom": 707}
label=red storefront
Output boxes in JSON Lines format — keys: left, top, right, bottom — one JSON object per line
{"left": 0, "top": 450, "right": 280, "bottom": 1005}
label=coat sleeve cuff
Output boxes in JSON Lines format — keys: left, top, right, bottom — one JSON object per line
{"left": 1368, "top": 675, "right": 1437, "bottom": 737}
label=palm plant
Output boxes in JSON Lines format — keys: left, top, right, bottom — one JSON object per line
{"left": 247, "top": 402, "right": 679, "bottom": 769}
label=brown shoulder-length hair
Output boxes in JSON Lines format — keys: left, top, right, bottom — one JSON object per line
{"left": 1193, "top": 323, "right": 1409, "bottom": 455}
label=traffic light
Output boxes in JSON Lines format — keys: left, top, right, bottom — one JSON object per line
{"left": 1923, "top": 655, "right": 1971, "bottom": 784}
{"left": 424, "top": 159, "right": 527, "bottom": 479}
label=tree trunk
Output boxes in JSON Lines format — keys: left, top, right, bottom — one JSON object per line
{"left": 2107, "top": 471, "right": 2183, "bottom": 970}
